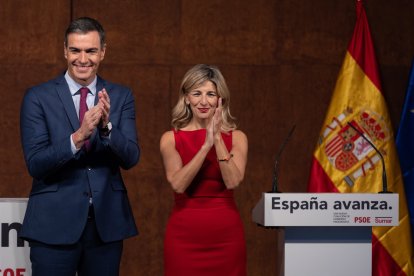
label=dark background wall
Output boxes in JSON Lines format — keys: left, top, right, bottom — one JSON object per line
{"left": 1, "top": 0, "right": 413, "bottom": 275}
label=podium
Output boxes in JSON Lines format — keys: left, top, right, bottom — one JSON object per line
{"left": 0, "top": 198, "right": 31, "bottom": 275}
{"left": 252, "top": 193, "right": 399, "bottom": 276}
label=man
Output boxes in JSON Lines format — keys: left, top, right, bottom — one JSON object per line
{"left": 19, "top": 17, "right": 140, "bottom": 275}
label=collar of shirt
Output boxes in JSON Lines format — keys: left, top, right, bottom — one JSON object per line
{"left": 64, "top": 71, "right": 97, "bottom": 97}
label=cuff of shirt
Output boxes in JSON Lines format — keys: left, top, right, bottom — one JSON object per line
{"left": 70, "top": 134, "right": 81, "bottom": 155}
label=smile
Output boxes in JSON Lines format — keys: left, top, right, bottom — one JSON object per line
{"left": 74, "top": 63, "right": 93, "bottom": 68}
{"left": 198, "top": 108, "right": 209, "bottom": 113}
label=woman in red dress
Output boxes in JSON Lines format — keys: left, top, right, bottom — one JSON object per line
{"left": 160, "top": 64, "right": 248, "bottom": 276}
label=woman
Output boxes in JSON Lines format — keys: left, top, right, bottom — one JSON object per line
{"left": 160, "top": 64, "right": 248, "bottom": 276}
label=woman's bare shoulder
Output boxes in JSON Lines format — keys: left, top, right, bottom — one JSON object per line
{"left": 160, "top": 130, "right": 175, "bottom": 146}
{"left": 232, "top": 129, "right": 247, "bottom": 142}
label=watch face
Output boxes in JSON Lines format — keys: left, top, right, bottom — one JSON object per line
{"left": 100, "top": 122, "right": 112, "bottom": 136}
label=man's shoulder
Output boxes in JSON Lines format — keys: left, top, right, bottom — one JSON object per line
{"left": 27, "top": 74, "right": 65, "bottom": 92}
{"left": 99, "top": 78, "right": 134, "bottom": 102}
{"left": 22, "top": 74, "right": 66, "bottom": 105}
{"left": 99, "top": 78, "right": 131, "bottom": 93}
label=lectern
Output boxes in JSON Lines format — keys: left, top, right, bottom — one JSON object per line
{"left": 0, "top": 198, "right": 31, "bottom": 275}
{"left": 252, "top": 193, "right": 399, "bottom": 276}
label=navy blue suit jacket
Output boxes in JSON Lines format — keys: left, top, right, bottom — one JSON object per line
{"left": 19, "top": 74, "right": 140, "bottom": 245}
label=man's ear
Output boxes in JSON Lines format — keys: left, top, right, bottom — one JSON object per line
{"left": 64, "top": 43, "right": 68, "bottom": 59}
{"left": 100, "top": 44, "right": 107, "bottom": 61}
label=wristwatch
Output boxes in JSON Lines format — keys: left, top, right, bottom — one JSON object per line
{"left": 100, "top": 122, "right": 112, "bottom": 137}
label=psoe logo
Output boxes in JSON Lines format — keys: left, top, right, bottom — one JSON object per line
{"left": 0, "top": 268, "right": 26, "bottom": 276}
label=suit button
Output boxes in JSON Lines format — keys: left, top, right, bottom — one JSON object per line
{"left": 87, "top": 166, "right": 91, "bottom": 171}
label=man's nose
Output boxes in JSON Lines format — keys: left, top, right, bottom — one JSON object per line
{"left": 79, "top": 51, "right": 88, "bottom": 63}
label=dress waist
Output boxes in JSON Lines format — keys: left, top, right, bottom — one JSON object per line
{"left": 174, "top": 196, "right": 236, "bottom": 209}
{"left": 174, "top": 179, "right": 233, "bottom": 199}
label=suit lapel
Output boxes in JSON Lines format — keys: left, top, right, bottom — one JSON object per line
{"left": 56, "top": 76, "right": 80, "bottom": 131}
{"left": 95, "top": 77, "right": 106, "bottom": 105}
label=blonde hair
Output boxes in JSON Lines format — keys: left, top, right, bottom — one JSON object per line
{"left": 171, "top": 64, "right": 237, "bottom": 132}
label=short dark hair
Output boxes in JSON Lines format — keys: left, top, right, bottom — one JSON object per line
{"left": 64, "top": 17, "right": 105, "bottom": 47}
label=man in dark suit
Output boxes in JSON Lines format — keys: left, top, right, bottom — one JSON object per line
{"left": 19, "top": 17, "right": 140, "bottom": 276}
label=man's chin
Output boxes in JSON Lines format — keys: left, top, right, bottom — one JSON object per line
{"left": 74, "top": 68, "right": 92, "bottom": 75}
{"left": 72, "top": 74, "right": 93, "bottom": 85}
{"left": 68, "top": 68, "right": 96, "bottom": 84}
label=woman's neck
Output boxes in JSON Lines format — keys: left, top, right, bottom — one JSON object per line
{"left": 183, "top": 118, "right": 209, "bottom": 130}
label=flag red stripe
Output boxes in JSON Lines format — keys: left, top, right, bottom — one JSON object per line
{"left": 326, "top": 138, "right": 343, "bottom": 156}
{"left": 347, "top": 1, "right": 382, "bottom": 92}
{"left": 372, "top": 234, "right": 406, "bottom": 276}
{"left": 307, "top": 157, "right": 339, "bottom": 192}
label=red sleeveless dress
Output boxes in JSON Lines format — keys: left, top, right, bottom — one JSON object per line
{"left": 164, "top": 129, "right": 246, "bottom": 276}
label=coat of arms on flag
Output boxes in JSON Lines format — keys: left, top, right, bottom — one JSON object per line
{"left": 321, "top": 108, "right": 389, "bottom": 187}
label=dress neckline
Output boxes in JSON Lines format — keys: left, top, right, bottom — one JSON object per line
{"left": 175, "top": 128, "right": 206, "bottom": 133}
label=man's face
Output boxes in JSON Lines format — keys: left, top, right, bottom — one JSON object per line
{"left": 64, "top": 31, "right": 105, "bottom": 86}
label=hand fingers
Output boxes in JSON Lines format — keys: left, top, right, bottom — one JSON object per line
{"left": 98, "top": 99, "right": 110, "bottom": 123}
{"left": 98, "top": 88, "right": 110, "bottom": 104}
{"left": 98, "top": 90, "right": 111, "bottom": 119}
{"left": 85, "top": 107, "right": 102, "bottom": 124}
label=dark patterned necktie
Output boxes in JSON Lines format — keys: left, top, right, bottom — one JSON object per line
{"left": 79, "top": 87, "right": 90, "bottom": 150}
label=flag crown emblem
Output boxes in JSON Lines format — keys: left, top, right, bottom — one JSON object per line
{"left": 359, "top": 111, "right": 386, "bottom": 141}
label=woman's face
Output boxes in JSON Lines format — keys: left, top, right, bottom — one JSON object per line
{"left": 186, "top": 80, "right": 218, "bottom": 120}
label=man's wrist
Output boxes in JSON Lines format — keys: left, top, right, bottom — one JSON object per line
{"left": 73, "top": 131, "right": 84, "bottom": 143}
{"left": 72, "top": 131, "right": 86, "bottom": 150}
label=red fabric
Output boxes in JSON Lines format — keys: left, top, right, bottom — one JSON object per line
{"left": 79, "top": 87, "right": 89, "bottom": 124}
{"left": 372, "top": 234, "right": 406, "bottom": 276}
{"left": 348, "top": 0, "right": 382, "bottom": 92}
{"left": 164, "top": 129, "right": 246, "bottom": 276}
{"left": 307, "top": 157, "right": 339, "bottom": 193}
{"left": 79, "top": 87, "right": 90, "bottom": 150}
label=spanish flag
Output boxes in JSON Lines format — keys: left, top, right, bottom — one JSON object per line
{"left": 307, "top": 1, "right": 414, "bottom": 275}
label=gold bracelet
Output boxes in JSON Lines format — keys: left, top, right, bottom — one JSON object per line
{"left": 218, "top": 153, "right": 233, "bottom": 162}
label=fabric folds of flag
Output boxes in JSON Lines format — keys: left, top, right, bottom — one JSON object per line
{"left": 307, "top": 1, "right": 413, "bottom": 275}
{"left": 396, "top": 61, "right": 414, "bottom": 243}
